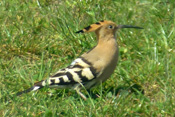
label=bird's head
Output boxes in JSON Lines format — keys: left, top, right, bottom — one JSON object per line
{"left": 76, "top": 20, "right": 143, "bottom": 39}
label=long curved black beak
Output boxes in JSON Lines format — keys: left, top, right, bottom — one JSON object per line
{"left": 117, "top": 25, "right": 143, "bottom": 29}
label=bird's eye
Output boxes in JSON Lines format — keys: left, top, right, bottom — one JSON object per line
{"left": 108, "top": 25, "right": 113, "bottom": 29}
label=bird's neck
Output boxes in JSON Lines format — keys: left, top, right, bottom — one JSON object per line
{"left": 96, "top": 35, "right": 118, "bottom": 61}
{"left": 93, "top": 35, "right": 119, "bottom": 73}
{"left": 97, "top": 34, "right": 116, "bottom": 45}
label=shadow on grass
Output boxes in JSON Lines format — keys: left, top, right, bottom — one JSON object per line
{"left": 87, "top": 84, "right": 144, "bottom": 100}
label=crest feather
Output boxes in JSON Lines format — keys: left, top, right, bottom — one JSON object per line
{"left": 76, "top": 20, "right": 114, "bottom": 33}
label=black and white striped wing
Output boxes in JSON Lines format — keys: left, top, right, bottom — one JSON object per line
{"left": 42, "top": 57, "right": 97, "bottom": 89}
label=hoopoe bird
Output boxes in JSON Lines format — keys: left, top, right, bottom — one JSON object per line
{"left": 17, "top": 20, "right": 143, "bottom": 100}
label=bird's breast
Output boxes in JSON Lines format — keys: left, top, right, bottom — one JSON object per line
{"left": 98, "top": 44, "right": 119, "bottom": 82}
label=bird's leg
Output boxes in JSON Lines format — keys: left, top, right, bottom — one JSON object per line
{"left": 76, "top": 88, "right": 87, "bottom": 100}
{"left": 74, "top": 84, "right": 87, "bottom": 100}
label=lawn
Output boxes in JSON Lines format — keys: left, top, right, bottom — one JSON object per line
{"left": 0, "top": 0, "right": 175, "bottom": 116}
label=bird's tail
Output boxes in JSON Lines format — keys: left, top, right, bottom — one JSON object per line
{"left": 16, "top": 80, "right": 44, "bottom": 96}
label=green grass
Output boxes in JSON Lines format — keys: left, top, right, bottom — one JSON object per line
{"left": 0, "top": 0, "right": 175, "bottom": 116}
